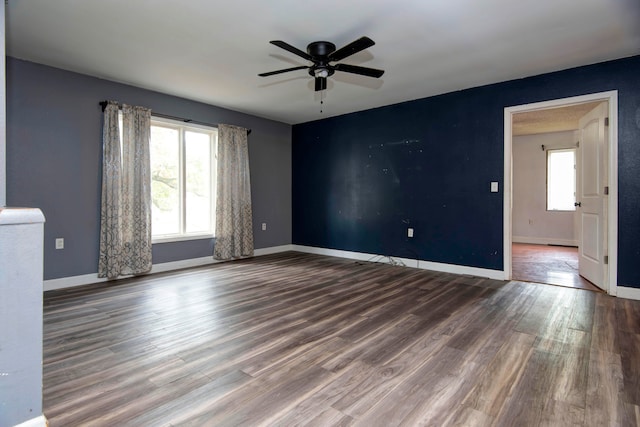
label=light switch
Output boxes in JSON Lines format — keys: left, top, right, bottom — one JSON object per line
{"left": 408, "top": 228, "right": 414, "bottom": 238}
{"left": 55, "top": 238, "right": 64, "bottom": 249}
{"left": 490, "top": 182, "right": 499, "bottom": 193}
{"left": 261, "top": 223, "right": 267, "bottom": 231}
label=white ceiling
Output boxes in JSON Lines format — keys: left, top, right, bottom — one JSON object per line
{"left": 6, "top": 0, "right": 640, "bottom": 125}
{"left": 512, "top": 101, "right": 603, "bottom": 136}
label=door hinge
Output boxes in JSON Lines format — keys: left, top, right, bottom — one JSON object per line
{"left": 605, "top": 117, "right": 609, "bottom": 127}
{"left": 604, "top": 186, "right": 609, "bottom": 195}
{"left": 604, "top": 255, "right": 609, "bottom": 265}
{"left": 576, "top": 141, "right": 580, "bottom": 148}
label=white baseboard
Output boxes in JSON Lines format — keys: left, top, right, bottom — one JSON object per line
{"left": 48, "top": 244, "right": 633, "bottom": 294}
{"left": 43, "top": 245, "right": 295, "bottom": 292}
{"left": 512, "top": 236, "right": 578, "bottom": 247}
{"left": 14, "top": 415, "right": 47, "bottom": 427}
{"left": 291, "top": 245, "right": 506, "bottom": 280}
{"left": 617, "top": 286, "right": 640, "bottom": 301}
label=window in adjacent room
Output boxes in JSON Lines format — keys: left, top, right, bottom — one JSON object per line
{"left": 546, "top": 148, "right": 576, "bottom": 211}
{"left": 150, "top": 117, "right": 217, "bottom": 242}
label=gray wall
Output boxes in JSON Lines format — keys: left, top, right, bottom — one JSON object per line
{"left": 6, "top": 58, "right": 292, "bottom": 280}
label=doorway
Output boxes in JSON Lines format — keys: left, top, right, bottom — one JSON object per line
{"left": 503, "top": 91, "right": 618, "bottom": 295}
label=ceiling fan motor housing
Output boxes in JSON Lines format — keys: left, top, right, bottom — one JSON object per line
{"left": 307, "top": 41, "right": 336, "bottom": 77}
{"left": 307, "top": 41, "right": 336, "bottom": 57}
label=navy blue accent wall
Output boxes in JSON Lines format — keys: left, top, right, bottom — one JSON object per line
{"left": 293, "top": 55, "right": 640, "bottom": 287}
{"left": 7, "top": 58, "right": 292, "bottom": 280}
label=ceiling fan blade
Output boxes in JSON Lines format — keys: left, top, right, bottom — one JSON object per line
{"left": 258, "top": 66, "right": 309, "bottom": 77}
{"left": 269, "top": 40, "right": 312, "bottom": 61}
{"left": 328, "top": 36, "right": 375, "bottom": 62}
{"left": 315, "top": 77, "right": 327, "bottom": 92}
{"left": 333, "top": 63, "right": 385, "bottom": 78}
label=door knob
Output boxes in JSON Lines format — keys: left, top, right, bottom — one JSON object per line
{"left": 574, "top": 202, "right": 582, "bottom": 207}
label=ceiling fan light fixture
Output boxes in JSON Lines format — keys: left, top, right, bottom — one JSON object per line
{"left": 315, "top": 68, "right": 329, "bottom": 78}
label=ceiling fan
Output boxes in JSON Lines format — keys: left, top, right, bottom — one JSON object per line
{"left": 258, "top": 36, "right": 385, "bottom": 91}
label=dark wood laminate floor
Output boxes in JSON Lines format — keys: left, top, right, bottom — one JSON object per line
{"left": 43, "top": 252, "right": 640, "bottom": 426}
{"left": 512, "top": 243, "right": 602, "bottom": 292}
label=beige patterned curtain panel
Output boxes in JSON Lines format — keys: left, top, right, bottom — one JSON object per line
{"left": 98, "top": 101, "right": 153, "bottom": 279}
{"left": 213, "top": 124, "right": 254, "bottom": 260}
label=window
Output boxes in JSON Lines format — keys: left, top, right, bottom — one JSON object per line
{"left": 547, "top": 148, "right": 576, "bottom": 211}
{"left": 150, "top": 117, "right": 217, "bottom": 241}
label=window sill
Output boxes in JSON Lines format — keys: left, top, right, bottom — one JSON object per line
{"left": 152, "top": 234, "right": 214, "bottom": 244}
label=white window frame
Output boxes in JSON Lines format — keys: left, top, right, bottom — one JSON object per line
{"left": 150, "top": 116, "right": 218, "bottom": 243}
{"left": 546, "top": 148, "right": 576, "bottom": 212}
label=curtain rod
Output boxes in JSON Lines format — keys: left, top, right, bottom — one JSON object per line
{"left": 99, "top": 101, "right": 251, "bottom": 135}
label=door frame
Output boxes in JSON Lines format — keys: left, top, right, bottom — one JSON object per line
{"left": 503, "top": 91, "right": 618, "bottom": 295}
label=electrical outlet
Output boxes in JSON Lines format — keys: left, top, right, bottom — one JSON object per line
{"left": 261, "top": 223, "right": 267, "bottom": 231}
{"left": 55, "top": 238, "right": 64, "bottom": 249}
{"left": 490, "top": 182, "right": 499, "bottom": 192}
{"left": 408, "top": 228, "right": 414, "bottom": 238}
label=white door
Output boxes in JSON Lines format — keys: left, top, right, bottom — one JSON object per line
{"left": 576, "top": 102, "right": 608, "bottom": 290}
